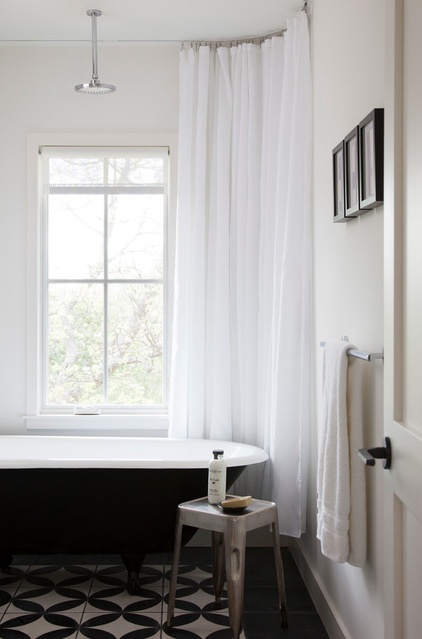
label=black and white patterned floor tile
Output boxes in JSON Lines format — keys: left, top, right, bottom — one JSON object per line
{"left": 87, "top": 564, "right": 164, "bottom": 615}
{"left": 79, "top": 611, "right": 162, "bottom": 639}
{"left": 0, "top": 565, "right": 86, "bottom": 639}
{"left": 0, "top": 560, "right": 244, "bottom": 639}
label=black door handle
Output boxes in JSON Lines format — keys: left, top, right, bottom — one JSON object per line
{"left": 357, "top": 437, "right": 392, "bottom": 469}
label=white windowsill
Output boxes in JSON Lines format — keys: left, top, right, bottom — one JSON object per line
{"left": 24, "top": 414, "right": 169, "bottom": 433}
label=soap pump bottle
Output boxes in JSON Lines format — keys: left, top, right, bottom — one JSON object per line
{"left": 208, "top": 449, "right": 226, "bottom": 504}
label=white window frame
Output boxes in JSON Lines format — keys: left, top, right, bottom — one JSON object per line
{"left": 25, "top": 132, "right": 177, "bottom": 433}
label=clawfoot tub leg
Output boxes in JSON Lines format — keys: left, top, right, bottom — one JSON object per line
{"left": 121, "top": 553, "right": 145, "bottom": 594}
{"left": 0, "top": 554, "right": 12, "bottom": 570}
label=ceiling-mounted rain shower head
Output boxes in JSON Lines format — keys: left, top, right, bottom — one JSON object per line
{"left": 75, "top": 9, "right": 116, "bottom": 94}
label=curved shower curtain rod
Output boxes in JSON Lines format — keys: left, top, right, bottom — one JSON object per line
{"left": 180, "top": 1, "right": 309, "bottom": 50}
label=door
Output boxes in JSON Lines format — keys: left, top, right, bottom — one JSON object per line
{"left": 384, "top": 0, "right": 422, "bottom": 637}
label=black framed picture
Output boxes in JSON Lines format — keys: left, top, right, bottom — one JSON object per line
{"left": 332, "top": 141, "right": 346, "bottom": 222}
{"left": 344, "top": 126, "right": 360, "bottom": 217}
{"left": 359, "top": 108, "right": 384, "bottom": 209}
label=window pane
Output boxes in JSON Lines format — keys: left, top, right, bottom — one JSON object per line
{"left": 48, "top": 195, "right": 104, "bottom": 279}
{"left": 48, "top": 156, "right": 104, "bottom": 186}
{"left": 47, "top": 283, "right": 104, "bottom": 405}
{"left": 41, "top": 145, "right": 168, "bottom": 411}
{"left": 107, "top": 283, "right": 163, "bottom": 405}
{"left": 108, "top": 194, "right": 163, "bottom": 280}
{"left": 108, "top": 155, "right": 164, "bottom": 186}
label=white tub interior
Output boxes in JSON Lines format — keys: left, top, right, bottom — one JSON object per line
{"left": 0, "top": 436, "right": 268, "bottom": 469}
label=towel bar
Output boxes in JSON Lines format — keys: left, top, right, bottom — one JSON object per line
{"left": 319, "top": 341, "right": 384, "bottom": 362}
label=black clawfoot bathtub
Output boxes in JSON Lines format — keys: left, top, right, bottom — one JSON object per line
{"left": 0, "top": 436, "right": 268, "bottom": 593}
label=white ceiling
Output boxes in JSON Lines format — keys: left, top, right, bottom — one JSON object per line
{"left": 0, "top": 0, "right": 303, "bottom": 44}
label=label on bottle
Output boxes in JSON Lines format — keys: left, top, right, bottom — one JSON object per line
{"left": 208, "top": 461, "right": 226, "bottom": 503}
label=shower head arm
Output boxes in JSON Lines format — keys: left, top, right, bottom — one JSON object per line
{"left": 75, "top": 8, "right": 116, "bottom": 93}
{"left": 88, "top": 9, "right": 101, "bottom": 81}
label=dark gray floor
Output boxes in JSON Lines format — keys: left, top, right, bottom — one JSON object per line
{"left": 0, "top": 547, "right": 329, "bottom": 638}
{"left": 242, "top": 547, "right": 329, "bottom": 638}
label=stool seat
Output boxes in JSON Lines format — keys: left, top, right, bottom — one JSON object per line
{"left": 166, "top": 496, "right": 288, "bottom": 638}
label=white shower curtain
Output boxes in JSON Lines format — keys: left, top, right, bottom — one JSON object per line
{"left": 169, "top": 11, "right": 312, "bottom": 537}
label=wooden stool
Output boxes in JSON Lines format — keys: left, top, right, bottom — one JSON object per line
{"left": 167, "top": 496, "right": 288, "bottom": 638}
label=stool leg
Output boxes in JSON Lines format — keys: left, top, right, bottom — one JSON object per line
{"left": 212, "top": 531, "right": 225, "bottom": 609}
{"left": 224, "top": 520, "right": 246, "bottom": 639}
{"left": 271, "top": 517, "right": 288, "bottom": 628}
{"left": 167, "top": 509, "right": 183, "bottom": 627}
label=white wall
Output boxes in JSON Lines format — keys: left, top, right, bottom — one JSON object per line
{"left": 0, "top": 43, "right": 179, "bottom": 433}
{"left": 296, "top": 1, "right": 386, "bottom": 638}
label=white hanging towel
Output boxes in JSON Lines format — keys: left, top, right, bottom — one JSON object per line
{"left": 317, "top": 341, "right": 367, "bottom": 566}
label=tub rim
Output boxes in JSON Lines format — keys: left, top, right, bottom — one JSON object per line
{"left": 0, "top": 435, "right": 269, "bottom": 469}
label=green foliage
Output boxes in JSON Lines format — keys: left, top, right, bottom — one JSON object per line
{"left": 48, "top": 282, "right": 163, "bottom": 406}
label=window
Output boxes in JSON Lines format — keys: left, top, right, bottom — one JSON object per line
{"left": 39, "top": 146, "right": 169, "bottom": 413}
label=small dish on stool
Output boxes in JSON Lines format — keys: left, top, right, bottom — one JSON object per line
{"left": 221, "top": 495, "right": 253, "bottom": 513}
